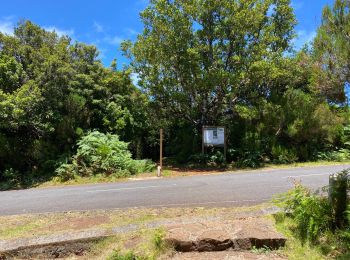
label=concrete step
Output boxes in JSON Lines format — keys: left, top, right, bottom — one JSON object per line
{"left": 164, "top": 217, "right": 286, "bottom": 252}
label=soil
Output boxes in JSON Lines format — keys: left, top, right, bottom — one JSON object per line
{"left": 42, "top": 215, "right": 110, "bottom": 232}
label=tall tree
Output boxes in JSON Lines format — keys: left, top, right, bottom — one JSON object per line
{"left": 0, "top": 21, "right": 152, "bottom": 180}
{"left": 124, "top": 0, "right": 296, "bottom": 128}
{"left": 313, "top": 0, "right": 350, "bottom": 103}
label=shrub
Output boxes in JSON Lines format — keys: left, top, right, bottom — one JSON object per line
{"left": 316, "top": 149, "right": 350, "bottom": 162}
{"left": 236, "top": 150, "right": 264, "bottom": 168}
{"left": 274, "top": 182, "right": 332, "bottom": 243}
{"left": 108, "top": 250, "right": 145, "bottom": 260}
{"left": 271, "top": 145, "right": 298, "bottom": 164}
{"left": 274, "top": 170, "right": 350, "bottom": 258}
{"left": 55, "top": 131, "right": 155, "bottom": 181}
{"left": 189, "top": 150, "right": 225, "bottom": 166}
{"left": 152, "top": 228, "right": 167, "bottom": 254}
{"left": 131, "top": 159, "right": 156, "bottom": 174}
{"left": 189, "top": 153, "right": 210, "bottom": 164}
{"left": 55, "top": 163, "right": 77, "bottom": 182}
{"left": 275, "top": 169, "right": 350, "bottom": 248}
{"left": 209, "top": 151, "right": 225, "bottom": 165}
{"left": 0, "top": 168, "right": 21, "bottom": 189}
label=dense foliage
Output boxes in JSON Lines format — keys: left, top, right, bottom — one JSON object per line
{"left": 275, "top": 183, "right": 333, "bottom": 242}
{"left": 274, "top": 169, "right": 350, "bottom": 257}
{"left": 125, "top": 0, "right": 350, "bottom": 165}
{"left": 56, "top": 131, "right": 155, "bottom": 181}
{"left": 0, "top": 21, "right": 154, "bottom": 187}
{"left": 313, "top": 0, "right": 350, "bottom": 103}
{"left": 1, "top": 0, "right": 350, "bottom": 188}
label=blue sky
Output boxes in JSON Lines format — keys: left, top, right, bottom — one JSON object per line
{"left": 0, "top": 0, "right": 334, "bottom": 68}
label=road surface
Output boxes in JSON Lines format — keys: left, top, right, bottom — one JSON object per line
{"left": 0, "top": 164, "right": 349, "bottom": 216}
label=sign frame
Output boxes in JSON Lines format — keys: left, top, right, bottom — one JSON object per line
{"left": 202, "top": 126, "right": 227, "bottom": 161}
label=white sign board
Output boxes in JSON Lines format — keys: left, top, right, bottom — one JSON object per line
{"left": 203, "top": 127, "right": 225, "bottom": 147}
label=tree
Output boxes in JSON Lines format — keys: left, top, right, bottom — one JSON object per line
{"left": 0, "top": 21, "right": 153, "bottom": 183}
{"left": 313, "top": 0, "right": 350, "bottom": 103}
{"left": 124, "top": 0, "right": 296, "bottom": 128}
{"left": 125, "top": 0, "right": 345, "bottom": 163}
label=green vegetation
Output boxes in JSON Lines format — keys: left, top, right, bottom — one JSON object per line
{"left": 108, "top": 228, "right": 169, "bottom": 260}
{"left": 108, "top": 251, "right": 143, "bottom": 260}
{"left": 274, "top": 169, "right": 350, "bottom": 259}
{"left": 55, "top": 131, "right": 155, "bottom": 182}
{"left": 1, "top": 0, "right": 350, "bottom": 189}
{"left": 0, "top": 21, "right": 154, "bottom": 189}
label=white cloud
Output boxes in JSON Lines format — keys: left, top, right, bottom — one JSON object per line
{"left": 93, "top": 21, "right": 104, "bottom": 33}
{"left": 43, "top": 26, "right": 74, "bottom": 37}
{"left": 104, "top": 35, "right": 124, "bottom": 46}
{"left": 125, "top": 28, "right": 139, "bottom": 36}
{"left": 293, "top": 30, "right": 316, "bottom": 49}
{"left": 0, "top": 18, "right": 14, "bottom": 35}
{"left": 0, "top": 18, "right": 75, "bottom": 39}
{"left": 102, "top": 29, "right": 138, "bottom": 46}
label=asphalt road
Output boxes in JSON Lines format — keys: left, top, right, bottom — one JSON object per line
{"left": 1, "top": 164, "right": 349, "bottom": 216}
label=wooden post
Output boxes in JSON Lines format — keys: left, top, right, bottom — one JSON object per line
{"left": 159, "top": 128, "right": 163, "bottom": 177}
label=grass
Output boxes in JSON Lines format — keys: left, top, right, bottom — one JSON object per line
{"left": 106, "top": 228, "right": 171, "bottom": 260}
{"left": 0, "top": 205, "right": 270, "bottom": 240}
{"left": 264, "top": 160, "right": 350, "bottom": 169}
{"left": 273, "top": 214, "right": 328, "bottom": 260}
{"left": 7, "top": 203, "right": 347, "bottom": 259}
{"left": 4, "top": 206, "right": 274, "bottom": 259}
{"left": 273, "top": 212, "right": 350, "bottom": 260}
{"left": 0, "top": 209, "right": 177, "bottom": 259}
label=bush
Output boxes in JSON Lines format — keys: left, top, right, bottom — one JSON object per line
{"left": 316, "top": 149, "right": 350, "bottom": 162}
{"left": 271, "top": 145, "right": 298, "bottom": 164}
{"left": 131, "top": 159, "right": 156, "bottom": 174}
{"left": 236, "top": 150, "right": 264, "bottom": 168}
{"left": 0, "top": 168, "right": 21, "bottom": 189}
{"left": 55, "top": 163, "right": 77, "bottom": 182}
{"left": 274, "top": 170, "right": 350, "bottom": 257}
{"left": 189, "top": 153, "right": 210, "bottom": 164}
{"left": 274, "top": 183, "right": 332, "bottom": 243}
{"left": 274, "top": 169, "right": 350, "bottom": 242}
{"left": 108, "top": 250, "right": 145, "bottom": 260}
{"left": 55, "top": 131, "right": 156, "bottom": 181}
{"left": 189, "top": 150, "right": 226, "bottom": 166}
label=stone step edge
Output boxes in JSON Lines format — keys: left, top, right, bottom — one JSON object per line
{"left": 165, "top": 236, "right": 286, "bottom": 252}
{"left": 0, "top": 229, "right": 111, "bottom": 252}
{"left": 0, "top": 236, "right": 110, "bottom": 259}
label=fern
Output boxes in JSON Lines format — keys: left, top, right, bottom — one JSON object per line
{"left": 274, "top": 182, "right": 332, "bottom": 243}
{"left": 55, "top": 131, "right": 155, "bottom": 180}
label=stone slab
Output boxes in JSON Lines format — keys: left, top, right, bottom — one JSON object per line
{"left": 164, "top": 217, "right": 286, "bottom": 252}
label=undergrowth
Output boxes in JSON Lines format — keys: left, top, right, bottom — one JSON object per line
{"left": 274, "top": 170, "right": 350, "bottom": 259}
{"left": 107, "top": 228, "right": 170, "bottom": 260}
